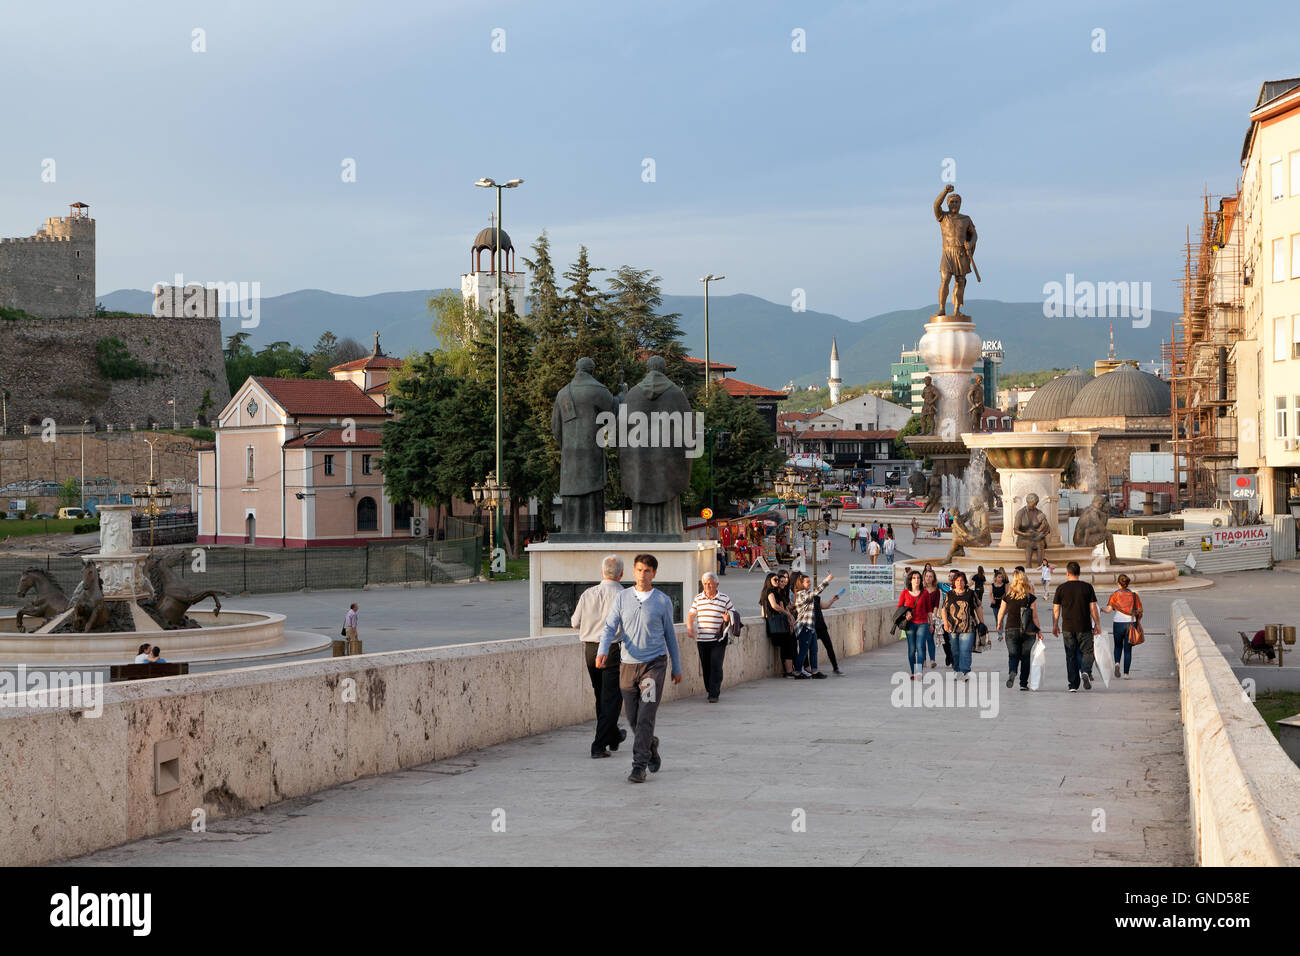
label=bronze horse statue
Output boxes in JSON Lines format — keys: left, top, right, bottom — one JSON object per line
{"left": 16, "top": 568, "right": 72, "bottom": 632}
{"left": 71, "top": 560, "right": 111, "bottom": 633}
{"left": 146, "top": 550, "right": 228, "bottom": 628}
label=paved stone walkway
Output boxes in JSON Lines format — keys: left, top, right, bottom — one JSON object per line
{"left": 73, "top": 613, "right": 1192, "bottom": 866}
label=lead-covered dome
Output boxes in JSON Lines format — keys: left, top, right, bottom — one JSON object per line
{"left": 1067, "top": 363, "right": 1170, "bottom": 418}
{"left": 472, "top": 227, "right": 512, "bottom": 253}
{"left": 1018, "top": 366, "right": 1091, "bottom": 420}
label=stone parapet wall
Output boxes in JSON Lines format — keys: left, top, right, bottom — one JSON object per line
{"left": 1172, "top": 599, "right": 1300, "bottom": 865}
{"left": 0, "top": 602, "right": 894, "bottom": 865}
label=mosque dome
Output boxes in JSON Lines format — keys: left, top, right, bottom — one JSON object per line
{"left": 1066, "top": 363, "right": 1170, "bottom": 418}
{"left": 1018, "top": 366, "right": 1091, "bottom": 420}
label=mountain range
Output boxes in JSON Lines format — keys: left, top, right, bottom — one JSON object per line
{"left": 98, "top": 288, "right": 1177, "bottom": 390}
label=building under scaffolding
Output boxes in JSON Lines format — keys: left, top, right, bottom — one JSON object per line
{"left": 1166, "top": 191, "right": 1245, "bottom": 509}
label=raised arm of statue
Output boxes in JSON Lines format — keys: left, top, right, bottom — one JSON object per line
{"left": 934, "top": 185, "right": 953, "bottom": 222}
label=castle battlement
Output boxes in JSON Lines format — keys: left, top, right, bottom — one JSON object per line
{"left": 0, "top": 203, "right": 96, "bottom": 317}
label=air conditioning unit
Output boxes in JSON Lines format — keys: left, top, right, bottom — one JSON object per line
{"left": 1286, "top": 437, "right": 1298, "bottom": 452}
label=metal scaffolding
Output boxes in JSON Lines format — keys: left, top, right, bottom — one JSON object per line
{"left": 1166, "top": 190, "right": 1244, "bottom": 509}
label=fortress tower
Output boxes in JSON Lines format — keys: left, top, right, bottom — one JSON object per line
{"left": 0, "top": 203, "right": 96, "bottom": 317}
{"left": 827, "top": 337, "right": 842, "bottom": 405}
{"left": 460, "top": 216, "right": 526, "bottom": 315}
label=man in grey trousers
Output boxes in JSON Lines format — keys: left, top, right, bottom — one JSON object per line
{"left": 571, "top": 555, "right": 628, "bottom": 758}
{"left": 597, "top": 553, "right": 682, "bottom": 783}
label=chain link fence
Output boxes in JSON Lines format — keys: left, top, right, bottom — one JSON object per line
{"left": 1, "top": 532, "right": 482, "bottom": 604}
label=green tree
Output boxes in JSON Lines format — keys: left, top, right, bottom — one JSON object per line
{"left": 57, "top": 477, "right": 80, "bottom": 510}
{"left": 428, "top": 289, "right": 488, "bottom": 378}
{"left": 606, "top": 265, "right": 689, "bottom": 392}
{"left": 686, "top": 387, "right": 784, "bottom": 515}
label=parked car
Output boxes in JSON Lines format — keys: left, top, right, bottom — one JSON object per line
{"left": 839, "top": 495, "right": 859, "bottom": 509}
{"left": 887, "top": 499, "right": 923, "bottom": 509}
{"left": 57, "top": 507, "right": 86, "bottom": 520}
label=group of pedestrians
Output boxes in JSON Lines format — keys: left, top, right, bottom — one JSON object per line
{"left": 759, "top": 569, "right": 843, "bottom": 678}
{"left": 897, "top": 559, "right": 1145, "bottom": 692}
{"left": 848, "top": 522, "right": 895, "bottom": 563}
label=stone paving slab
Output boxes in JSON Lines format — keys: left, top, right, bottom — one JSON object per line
{"left": 71, "top": 611, "right": 1192, "bottom": 867}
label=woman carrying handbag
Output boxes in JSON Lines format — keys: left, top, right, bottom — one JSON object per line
{"left": 761, "top": 571, "right": 799, "bottom": 678}
{"left": 1104, "top": 573, "right": 1143, "bottom": 680}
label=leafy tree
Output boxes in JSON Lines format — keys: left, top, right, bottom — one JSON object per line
{"left": 606, "top": 265, "right": 689, "bottom": 392}
{"left": 428, "top": 289, "right": 488, "bottom": 378}
{"left": 225, "top": 332, "right": 251, "bottom": 359}
{"left": 686, "top": 387, "right": 784, "bottom": 516}
{"left": 57, "top": 477, "right": 80, "bottom": 510}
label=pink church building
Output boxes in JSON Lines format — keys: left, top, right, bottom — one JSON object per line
{"left": 196, "top": 336, "right": 424, "bottom": 546}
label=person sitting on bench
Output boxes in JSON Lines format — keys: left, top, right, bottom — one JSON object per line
{"left": 1251, "top": 630, "right": 1276, "bottom": 661}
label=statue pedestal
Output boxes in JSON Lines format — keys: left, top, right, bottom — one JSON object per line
{"left": 917, "top": 315, "right": 982, "bottom": 443}
{"left": 526, "top": 540, "right": 717, "bottom": 637}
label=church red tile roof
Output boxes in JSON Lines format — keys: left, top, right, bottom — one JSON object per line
{"left": 283, "top": 427, "right": 384, "bottom": 448}
{"left": 797, "top": 429, "right": 898, "bottom": 441}
{"left": 254, "top": 377, "right": 388, "bottom": 417}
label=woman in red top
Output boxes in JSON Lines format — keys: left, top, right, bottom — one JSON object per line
{"left": 897, "top": 570, "right": 940, "bottom": 679}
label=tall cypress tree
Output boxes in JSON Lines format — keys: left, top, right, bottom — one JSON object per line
{"left": 606, "top": 265, "right": 689, "bottom": 391}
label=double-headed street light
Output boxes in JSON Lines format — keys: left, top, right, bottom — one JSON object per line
{"left": 474, "top": 176, "right": 524, "bottom": 553}
{"left": 698, "top": 274, "right": 725, "bottom": 395}
{"left": 775, "top": 469, "right": 841, "bottom": 587}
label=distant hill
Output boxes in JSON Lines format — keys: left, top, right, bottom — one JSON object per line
{"left": 98, "top": 288, "right": 1176, "bottom": 388}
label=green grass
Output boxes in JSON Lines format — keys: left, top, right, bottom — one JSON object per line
{"left": 1253, "top": 691, "right": 1300, "bottom": 741}
{"left": 0, "top": 517, "right": 87, "bottom": 537}
{"left": 482, "top": 555, "right": 529, "bottom": 581}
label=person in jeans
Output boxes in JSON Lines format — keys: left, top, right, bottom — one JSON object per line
{"left": 920, "top": 567, "right": 942, "bottom": 669}
{"left": 597, "top": 553, "right": 682, "bottom": 783}
{"left": 1104, "top": 573, "right": 1143, "bottom": 680}
{"left": 941, "top": 570, "right": 982, "bottom": 680}
{"left": 884, "top": 531, "right": 896, "bottom": 564}
{"left": 687, "top": 571, "right": 741, "bottom": 702}
{"left": 996, "top": 570, "right": 1042, "bottom": 691}
{"left": 571, "top": 555, "right": 627, "bottom": 758}
{"left": 897, "top": 570, "right": 939, "bottom": 680}
{"left": 937, "top": 569, "right": 956, "bottom": 667}
{"left": 1052, "top": 561, "right": 1101, "bottom": 692}
{"left": 813, "top": 589, "right": 843, "bottom": 675}
{"left": 761, "top": 571, "right": 798, "bottom": 677}
{"left": 790, "top": 571, "right": 832, "bottom": 678}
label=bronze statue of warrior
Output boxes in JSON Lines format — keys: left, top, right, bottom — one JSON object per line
{"left": 1073, "top": 494, "right": 1117, "bottom": 564}
{"left": 968, "top": 375, "right": 985, "bottom": 431}
{"left": 934, "top": 184, "right": 978, "bottom": 317}
{"left": 944, "top": 498, "right": 993, "bottom": 564}
{"left": 919, "top": 375, "right": 940, "bottom": 435}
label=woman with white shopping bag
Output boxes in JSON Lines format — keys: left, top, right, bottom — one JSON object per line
{"left": 996, "top": 570, "right": 1043, "bottom": 692}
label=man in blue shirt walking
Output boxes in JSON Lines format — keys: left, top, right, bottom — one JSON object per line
{"left": 597, "top": 553, "right": 682, "bottom": 783}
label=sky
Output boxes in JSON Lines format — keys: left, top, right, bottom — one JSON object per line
{"left": 1, "top": 0, "right": 1294, "bottom": 320}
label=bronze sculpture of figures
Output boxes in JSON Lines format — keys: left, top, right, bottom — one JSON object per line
{"left": 16, "top": 568, "right": 71, "bottom": 632}
{"left": 944, "top": 498, "right": 993, "bottom": 564}
{"left": 1013, "top": 492, "right": 1052, "bottom": 569}
{"left": 144, "top": 550, "right": 228, "bottom": 628}
{"left": 551, "top": 356, "right": 616, "bottom": 536}
{"left": 969, "top": 375, "right": 985, "bottom": 431}
{"left": 71, "top": 560, "right": 110, "bottom": 633}
{"left": 922, "top": 471, "right": 943, "bottom": 513}
{"left": 934, "top": 184, "right": 978, "bottom": 318}
{"left": 621, "top": 356, "right": 694, "bottom": 536}
{"left": 1073, "top": 494, "right": 1117, "bottom": 564}
{"left": 919, "top": 375, "right": 940, "bottom": 435}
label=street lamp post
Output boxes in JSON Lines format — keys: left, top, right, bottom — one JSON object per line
{"left": 131, "top": 438, "right": 172, "bottom": 553}
{"left": 80, "top": 419, "right": 89, "bottom": 511}
{"left": 776, "top": 469, "right": 841, "bottom": 588}
{"left": 475, "top": 176, "right": 524, "bottom": 555}
{"left": 698, "top": 274, "right": 725, "bottom": 395}
{"left": 471, "top": 471, "right": 511, "bottom": 579}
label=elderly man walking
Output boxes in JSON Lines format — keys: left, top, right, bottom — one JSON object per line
{"left": 571, "top": 555, "right": 628, "bottom": 758}
{"left": 598, "top": 553, "right": 682, "bottom": 783}
{"left": 687, "top": 571, "right": 742, "bottom": 703}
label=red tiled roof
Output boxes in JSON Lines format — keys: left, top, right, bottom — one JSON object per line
{"left": 364, "top": 381, "right": 390, "bottom": 394}
{"left": 254, "top": 377, "right": 388, "bottom": 417}
{"left": 778, "top": 412, "right": 816, "bottom": 423}
{"left": 283, "top": 427, "right": 384, "bottom": 448}
{"left": 684, "top": 355, "right": 737, "bottom": 372}
{"left": 717, "top": 376, "right": 787, "bottom": 400}
{"left": 797, "top": 429, "right": 898, "bottom": 441}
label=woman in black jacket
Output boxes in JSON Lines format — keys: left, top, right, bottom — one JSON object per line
{"left": 761, "top": 571, "right": 799, "bottom": 677}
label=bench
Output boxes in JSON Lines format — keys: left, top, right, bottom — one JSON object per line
{"left": 1239, "top": 632, "right": 1272, "bottom": 665}
{"left": 109, "top": 662, "right": 190, "bottom": 682}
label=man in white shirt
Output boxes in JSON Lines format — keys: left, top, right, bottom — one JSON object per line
{"left": 687, "top": 571, "right": 742, "bottom": 703}
{"left": 883, "top": 535, "right": 896, "bottom": 563}
{"left": 571, "top": 555, "right": 628, "bottom": 758}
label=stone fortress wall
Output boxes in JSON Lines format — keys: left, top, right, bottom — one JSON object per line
{"left": 0, "top": 213, "right": 95, "bottom": 318}
{"left": 0, "top": 208, "right": 231, "bottom": 428}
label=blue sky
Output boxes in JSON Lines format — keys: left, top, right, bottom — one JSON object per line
{"left": 1, "top": 0, "right": 1293, "bottom": 319}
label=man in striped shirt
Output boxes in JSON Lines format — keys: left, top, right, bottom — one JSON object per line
{"left": 687, "top": 571, "right": 742, "bottom": 703}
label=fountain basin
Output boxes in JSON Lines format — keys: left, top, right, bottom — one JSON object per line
{"left": 0, "top": 610, "right": 330, "bottom": 667}
{"left": 962, "top": 431, "right": 1093, "bottom": 471}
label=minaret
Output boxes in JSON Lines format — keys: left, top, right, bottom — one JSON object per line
{"left": 827, "top": 337, "right": 842, "bottom": 405}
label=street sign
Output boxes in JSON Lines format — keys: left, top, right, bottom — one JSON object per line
{"left": 1229, "top": 474, "right": 1258, "bottom": 500}
{"left": 701, "top": 508, "right": 713, "bottom": 520}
